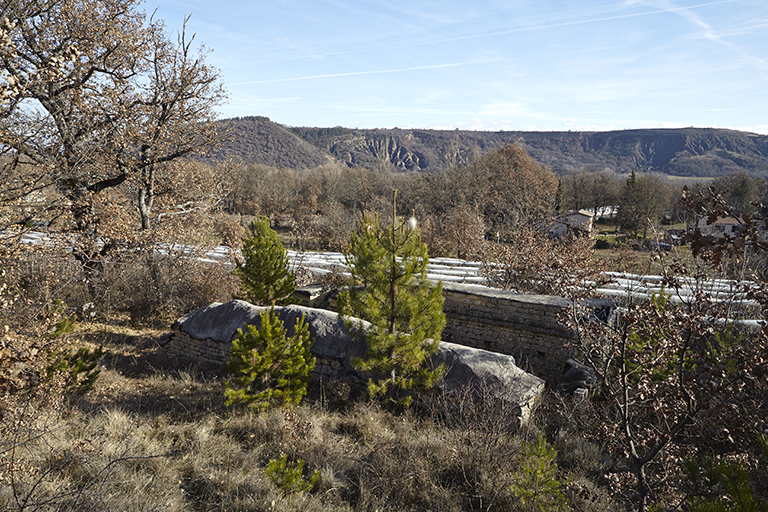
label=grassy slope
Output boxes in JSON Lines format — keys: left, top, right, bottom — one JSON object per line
{"left": 0, "top": 322, "right": 618, "bottom": 512}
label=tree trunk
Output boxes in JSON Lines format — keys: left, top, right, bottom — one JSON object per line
{"left": 138, "top": 164, "right": 155, "bottom": 231}
{"left": 138, "top": 187, "right": 151, "bottom": 230}
{"left": 636, "top": 464, "right": 649, "bottom": 512}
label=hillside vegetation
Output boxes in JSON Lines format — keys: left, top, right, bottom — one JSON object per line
{"left": 214, "top": 117, "right": 334, "bottom": 169}
{"left": 206, "top": 117, "right": 768, "bottom": 177}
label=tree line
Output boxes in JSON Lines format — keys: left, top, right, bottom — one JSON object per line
{"left": 223, "top": 151, "right": 733, "bottom": 255}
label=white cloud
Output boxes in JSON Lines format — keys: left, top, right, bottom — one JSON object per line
{"left": 731, "top": 124, "right": 768, "bottom": 135}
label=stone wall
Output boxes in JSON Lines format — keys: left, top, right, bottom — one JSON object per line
{"left": 439, "top": 282, "right": 575, "bottom": 381}
{"left": 163, "top": 327, "right": 363, "bottom": 384}
{"left": 163, "top": 330, "right": 230, "bottom": 366}
{"left": 316, "top": 282, "right": 577, "bottom": 382}
{"left": 164, "top": 300, "right": 546, "bottom": 424}
{"left": 165, "top": 283, "right": 579, "bottom": 384}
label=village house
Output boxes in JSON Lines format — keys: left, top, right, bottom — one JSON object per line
{"left": 696, "top": 216, "right": 743, "bottom": 238}
{"left": 545, "top": 209, "right": 595, "bottom": 238}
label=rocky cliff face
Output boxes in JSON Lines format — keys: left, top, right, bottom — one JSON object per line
{"left": 211, "top": 117, "right": 768, "bottom": 177}
{"left": 585, "top": 128, "right": 768, "bottom": 175}
{"left": 328, "top": 132, "right": 430, "bottom": 171}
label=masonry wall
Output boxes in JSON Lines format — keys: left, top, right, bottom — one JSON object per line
{"left": 440, "top": 282, "right": 575, "bottom": 381}
{"left": 162, "top": 329, "right": 363, "bottom": 385}
{"left": 164, "top": 282, "right": 578, "bottom": 383}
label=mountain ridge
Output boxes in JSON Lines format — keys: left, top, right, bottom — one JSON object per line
{"left": 207, "top": 116, "right": 768, "bottom": 177}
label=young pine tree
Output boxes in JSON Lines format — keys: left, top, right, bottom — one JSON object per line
{"left": 338, "top": 192, "right": 445, "bottom": 406}
{"left": 235, "top": 216, "right": 295, "bottom": 306}
{"left": 225, "top": 308, "right": 315, "bottom": 411}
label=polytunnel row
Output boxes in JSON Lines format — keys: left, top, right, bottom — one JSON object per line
{"left": 11, "top": 231, "right": 764, "bottom": 312}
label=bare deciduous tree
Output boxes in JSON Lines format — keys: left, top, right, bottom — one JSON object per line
{"left": 467, "top": 144, "right": 558, "bottom": 234}
{"left": 562, "top": 190, "right": 768, "bottom": 511}
{"left": 0, "top": 0, "right": 225, "bottom": 247}
{"left": 562, "top": 168, "right": 621, "bottom": 217}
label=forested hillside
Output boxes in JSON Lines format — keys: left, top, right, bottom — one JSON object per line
{"left": 211, "top": 116, "right": 334, "bottom": 168}
{"left": 207, "top": 116, "right": 768, "bottom": 177}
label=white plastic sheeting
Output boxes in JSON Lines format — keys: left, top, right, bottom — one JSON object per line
{"left": 9, "top": 231, "right": 765, "bottom": 313}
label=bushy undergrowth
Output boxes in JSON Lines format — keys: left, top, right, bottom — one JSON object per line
{"left": 1, "top": 237, "right": 239, "bottom": 435}
{"left": 1, "top": 235, "right": 239, "bottom": 330}
{"left": 103, "top": 246, "right": 239, "bottom": 325}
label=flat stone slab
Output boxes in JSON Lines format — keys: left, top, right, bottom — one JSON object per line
{"left": 172, "top": 300, "right": 369, "bottom": 370}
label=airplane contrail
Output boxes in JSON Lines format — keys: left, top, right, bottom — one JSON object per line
{"left": 229, "top": 62, "right": 465, "bottom": 85}
{"left": 225, "top": 0, "right": 735, "bottom": 70}
{"left": 634, "top": 0, "right": 768, "bottom": 70}
{"left": 437, "top": 0, "right": 736, "bottom": 42}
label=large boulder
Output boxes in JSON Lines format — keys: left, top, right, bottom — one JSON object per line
{"left": 171, "top": 299, "right": 262, "bottom": 342}
{"left": 168, "top": 300, "right": 545, "bottom": 421}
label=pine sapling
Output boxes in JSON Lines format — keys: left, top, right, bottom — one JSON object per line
{"left": 338, "top": 191, "right": 445, "bottom": 406}
{"left": 225, "top": 307, "right": 315, "bottom": 411}
{"left": 235, "top": 216, "right": 296, "bottom": 306}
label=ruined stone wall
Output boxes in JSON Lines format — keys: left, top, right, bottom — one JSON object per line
{"left": 164, "top": 282, "right": 577, "bottom": 383}
{"left": 163, "top": 330, "right": 230, "bottom": 366}
{"left": 162, "top": 329, "right": 360, "bottom": 383}
{"left": 440, "top": 282, "right": 575, "bottom": 381}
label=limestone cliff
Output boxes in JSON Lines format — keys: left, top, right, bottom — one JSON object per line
{"left": 207, "top": 117, "right": 768, "bottom": 177}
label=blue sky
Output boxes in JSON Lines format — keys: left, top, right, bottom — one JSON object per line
{"left": 150, "top": 0, "right": 768, "bottom": 133}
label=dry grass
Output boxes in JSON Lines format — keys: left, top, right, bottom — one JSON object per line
{"left": 0, "top": 323, "right": 620, "bottom": 512}
{"left": 1, "top": 234, "right": 620, "bottom": 511}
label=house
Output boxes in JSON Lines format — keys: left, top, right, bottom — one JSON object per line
{"left": 697, "top": 216, "right": 743, "bottom": 239}
{"left": 545, "top": 210, "right": 594, "bottom": 238}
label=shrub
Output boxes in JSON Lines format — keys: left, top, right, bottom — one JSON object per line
{"left": 479, "top": 226, "right": 602, "bottom": 296}
{"left": 685, "top": 434, "right": 768, "bottom": 512}
{"left": 46, "top": 344, "right": 104, "bottom": 395}
{"left": 225, "top": 308, "right": 315, "bottom": 412}
{"left": 511, "top": 434, "right": 570, "bottom": 511}
{"left": 234, "top": 216, "right": 296, "bottom": 306}
{"left": 40, "top": 304, "right": 104, "bottom": 396}
{"left": 103, "top": 245, "right": 238, "bottom": 325}
{"left": 214, "top": 215, "right": 247, "bottom": 248}
{"left": 1, "top": 241, "right": 91, "bottom": 334}
{"left": 265, "top": 454, "right": 320, "bottom": 495}
{"left": 1, "top": 294, "right": 103, "bottom": 405}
